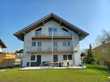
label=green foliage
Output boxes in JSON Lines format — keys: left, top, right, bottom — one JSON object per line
{"left": 85, "top": 44, "right": 95, "bottom": 64}
{"left": 105, "top": 60, "right": 110, "bottom": 71}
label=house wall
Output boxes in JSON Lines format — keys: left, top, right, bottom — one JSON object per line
{"left": 24, "top": 21, "right": 79, "bottom": 52}
{"left": 22, "top": 20, "right": 81, "bottom": 67}
{"left": 73, "top": 45, "right": 81, "bottom": 65}
{"left": 22, "top": 54, "right": 75, "bottom": 67}
{"left": 0, "top": 46, "right": 3, "bottom": 52}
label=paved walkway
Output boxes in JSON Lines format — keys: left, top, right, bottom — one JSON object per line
{"left": 20, "top": 66, "right": 86, "bottom": 70}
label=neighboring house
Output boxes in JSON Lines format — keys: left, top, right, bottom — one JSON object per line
{"left": 0, "top": 53, "right": 16, "bottom": 67}
{"left": 14, "top": 13, "right": 89, "bottom": 67}
{"left": 0, "top": 39, "right": 16, "bottom": 67}
{"left": 0, "top": 39, "right": 6, "bottom": 53}
{"left": 93, "top": 42, "right": 110, "bottom": 65}
{"left": 0, "top": 39, "right": 7, "bottom": 64}
{"left": 16, "top": 49, "right": 23, "bottom": 58}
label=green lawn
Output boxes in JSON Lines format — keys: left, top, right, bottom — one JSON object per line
{"left": 0, "top": 65, "right": 109, "bottom": 82}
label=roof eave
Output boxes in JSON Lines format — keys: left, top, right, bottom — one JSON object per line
{"left": 0, "top": 40, "right": 7, "bottom": 48}
{"left": 79, "top": 32, "right": 89, "bottom": 40}
{"left": 13, "top": 32, "right": 24, "bottom": 41}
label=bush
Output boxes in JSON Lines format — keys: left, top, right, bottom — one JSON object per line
{"left": 85, "top": 44, "right": 95, "bottom": 64}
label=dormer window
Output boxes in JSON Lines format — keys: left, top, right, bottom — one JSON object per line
{"left": 35, "top": 28, "right": 41, "bottom": 35}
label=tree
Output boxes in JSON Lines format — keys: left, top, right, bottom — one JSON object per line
{"left": 85, "top": 44, "right": 95, "bottom": 64}
{"left": 95, "top": 30, "right": 110, "bottom": 69}
{"left": 96, "top": 30, "right": 110, "bottom": 45}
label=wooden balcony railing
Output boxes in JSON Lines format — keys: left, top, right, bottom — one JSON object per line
{"left": 32, "top": 35, "right": 72, "bottom": 40}
{"left": 26, "top": 50, "right": 73, "bottom": 54}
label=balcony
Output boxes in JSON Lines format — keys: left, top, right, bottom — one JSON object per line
{"left": 32, "top": 35, "right": 72, "bottom": 40}
{"left": 26, "top": 51, "right": 73, "bottom": 54}
{"left": 26, "top": 48, "right": 73, "bottom": 55}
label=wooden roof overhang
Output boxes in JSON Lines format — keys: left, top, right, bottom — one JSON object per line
{"left": 32, "top": 36, "right": 72, "bottom": 40}
{"left": 14, "top": 13, "right": 89, "bottom": 41}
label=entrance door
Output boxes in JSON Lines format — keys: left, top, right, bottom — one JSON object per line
{"left": 37, "top": 55, "right": 41, "bottom": 66}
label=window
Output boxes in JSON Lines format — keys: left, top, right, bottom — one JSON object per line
{"left": 31, "top": 55, "right": 35, "bottom": 60}
{"left": 32, "top": 41, "right": 36, "bottom": 46}
{"left": 49, "top": 28, "right": 53, "bottom": 35}
{"left": 63, "top": 55, "right": 72, "bottom": 60}
{"left": 68, "top": 55, "right": 72, "bottom": 60}
{"left": 63, "top": 41, "right": 71, "bottom": 46}
{"left": 35, "top": 28, "right": 41, "bottom": 35}
{"left": 48, "top": 27, "right": 57, "bottom": 35}
{"left": 63, "top": 55, "right": 67, "bottom": 60}
{"left": 37, "top": 41, "right": 42, "bottom": 46}
{"left": 54, "top": 28, "right": 57, "bottom": 32}
{"left": 49, "top": 28, "right": 53, "bottom": 32}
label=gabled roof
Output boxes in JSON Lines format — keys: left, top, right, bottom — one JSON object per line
{"left": 0, "top": 39, "right": 6, "bottom": 48}
{"left": 14, "top": 13, "right": 89, "bottom": 41}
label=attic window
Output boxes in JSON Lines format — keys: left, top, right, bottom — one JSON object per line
{"left": 48, "top": 27, "right": 57, "bottom": 35}
{"left": 36, "top": 28, "right": 41, "bottom": 31}
{"left": 35, "top": 28, "right": 41, "bottom": 35}
{"left": 62, "top": 28, "right": 68, "bottom": 32}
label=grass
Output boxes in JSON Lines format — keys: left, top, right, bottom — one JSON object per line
{"left": 0, "top": 65, "right": 109, "bottom": 82}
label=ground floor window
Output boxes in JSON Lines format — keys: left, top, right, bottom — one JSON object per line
{"left": 63, "top": 55, "right": 68, "bottom": 60}
{"left": 68, "top": 55, "right": 72, "bottom": 60}
{"left": 31, "top": 55, "right": 35, "bottom": 60}
{"left": 30, "top": 55, "right": 41, "bottom": 66}
{"left": 63, "top": 55, "right": 72, "bottom": 60}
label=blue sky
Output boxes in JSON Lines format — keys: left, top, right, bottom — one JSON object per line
{"left": 0, "top": 0, "right": 110, "bottom": 51}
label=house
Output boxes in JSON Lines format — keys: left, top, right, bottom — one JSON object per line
{"left": 14, "top": 13, "right": 89, "bottom": 67}
{"left": 0, "top": 39, "right": 6, "bottom": 53}
{"left": 0, "top": 39, "right": 16, "bottom": 67}
{"left": 93, "top": 42, "right": 110, "bottom": 65}
{"left": 0, "top": 52, "right": 16, "bottom": 67}
{"left": 0, "top": 39, "right": 7, "bottom": 63}
{"left": 16, "top": 49, "right": 23, "bottom": 59}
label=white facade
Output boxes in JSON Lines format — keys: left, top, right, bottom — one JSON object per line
{"left": 22, "top": 20, "right": 81, "bottom": 67}
{"left": 0, "top": 48, "right": 2, "bottom": 52}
